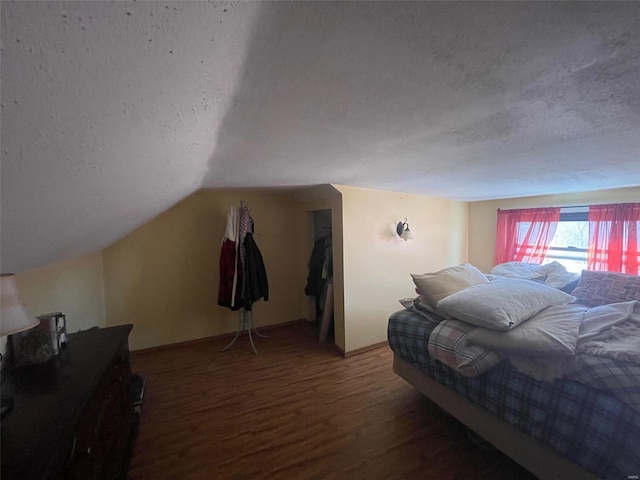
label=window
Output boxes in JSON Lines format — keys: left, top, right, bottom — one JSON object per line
{"left": 588, "top": 203, "right": 640, "bottom": 274}
{"left": 542, "top": 210, "right": 588, "bottom": 273}
{"left": 494, "top": 207, "right": 560, "bottom": 265}
{"left": 494, "top": 203, "right": 640, "bottom": 275}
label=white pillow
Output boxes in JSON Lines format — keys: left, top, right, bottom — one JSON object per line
{"left": 399, "top": 297, "right": 445, "bottom": 322}
{"left": 411, "top": 263, "right": 488, "bottom": 308}
{"left": 466, "top": 304, "right": 588, "bottom": 356}
{"left": 436, "top": 278, "right": 576, "bottom": 330}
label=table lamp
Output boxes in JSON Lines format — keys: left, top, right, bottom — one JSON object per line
{"left": 1, "top": 274, "right": 40, "bottom": 416}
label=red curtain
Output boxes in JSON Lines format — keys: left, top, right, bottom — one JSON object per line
{"left": 494, "top": 207, "right": 561, "bottom": 265}
{"left": 588, "top": 203, "right": 640, "bottom": 274}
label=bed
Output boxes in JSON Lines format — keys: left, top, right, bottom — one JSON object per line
{"left": 388, "top": 265, "right": 640, "bottom": 480}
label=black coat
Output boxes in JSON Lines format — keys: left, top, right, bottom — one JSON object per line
{"left": 305, "top": 236, "right": 330, "bottom": 297}
{"left": 242, "top": 233, "right": 268, "bottom": 310}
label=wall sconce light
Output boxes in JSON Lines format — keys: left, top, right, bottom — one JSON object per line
{"left": 396, "top": 218, "right": 414, "bottom": 241}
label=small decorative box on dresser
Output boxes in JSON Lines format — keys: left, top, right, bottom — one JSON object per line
{"left": 1, "top": 325, "right": 137, "bottom": 480}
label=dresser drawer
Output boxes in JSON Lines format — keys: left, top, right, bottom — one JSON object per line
{"left": 69, "top": 365, "right": 123, "bottom": 479}
{"left": 2, "top": 325, "right": 135, "bottom": 480}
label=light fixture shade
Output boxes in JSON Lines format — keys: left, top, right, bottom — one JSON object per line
{"left": 396, "top": 218, "right": 415, "bottom": 241}
{"left": 0, "top": 275, "right": 39, "bottom": 336}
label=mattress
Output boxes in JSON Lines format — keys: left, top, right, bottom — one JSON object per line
{"left": 388, "top": 309, "right": 640, "bottom": 480}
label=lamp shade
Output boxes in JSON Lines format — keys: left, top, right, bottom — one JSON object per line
{"left": 401, "top": 227, "right": 414, "bottom": 241}
{"left": 0, "top": 275, "right": 39, "bottom": 336}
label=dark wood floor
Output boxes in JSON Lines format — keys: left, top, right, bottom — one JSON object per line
{"left": 129, "top": 321, "right": 537, "bottom": 480}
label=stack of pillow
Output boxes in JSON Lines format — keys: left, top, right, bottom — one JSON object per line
{"left": 411, "top": 262, "right": 489, "bottom": 309}
{"left": 407, "top": 263, "right": 580, "bottom": 375}
{"left": 411, "top": 262, "right": 576, "bottom": 331}
{"left": 404, "top": 263, "right": 640, "bottom": 377}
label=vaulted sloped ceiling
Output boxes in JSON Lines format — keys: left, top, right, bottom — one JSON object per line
{"left": 2, "top": 1, "right": 640, "bottom": 273}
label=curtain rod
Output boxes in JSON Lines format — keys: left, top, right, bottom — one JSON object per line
{"left": 497, "top": 202, "right": 638, "bottom": 212}
{"left": 497, "top": 205, "right": 590, "bottom": 211}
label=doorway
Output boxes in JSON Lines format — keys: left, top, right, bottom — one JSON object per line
{"left": 306, "top": 210, "right": 333, "bottom": 342}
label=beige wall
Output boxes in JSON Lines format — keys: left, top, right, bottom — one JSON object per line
{"left": 469, "top": 186, "right": 640, "bottom": 273}
{"left": 12, "top": 185, "right": 634, "bottom": 356}
{"left": 335, "top": 185, "right": 468, "bottom": 353}
{"left": 1, "top": 251, "right": 106, "bottom": 357}
{"left": 102, "top": 189, "right": 309, "bottom": 351}
{"left": 14, "top": 251, "right": 107, "bottom": 332}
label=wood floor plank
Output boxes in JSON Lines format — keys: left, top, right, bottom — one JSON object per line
{"left": 129, "top": 322, "right": 537, "bottom": 480}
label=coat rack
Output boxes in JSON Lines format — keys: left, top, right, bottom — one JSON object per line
{"left": 218, "top": 200, "right": 269, "bottom": 355}
{"left": 222, "top": 309, "right": 267, "bottom": 355}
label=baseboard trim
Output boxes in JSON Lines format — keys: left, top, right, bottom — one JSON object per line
{"left": 131, "top": 318, "right": 308, "bottom": 355}
{"left": 342, "top": 340, "right": 389, "bottom": 358}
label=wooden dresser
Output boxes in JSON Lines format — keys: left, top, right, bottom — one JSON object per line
{"left": 1, "top": 325, "right": 137, "bottom": 480}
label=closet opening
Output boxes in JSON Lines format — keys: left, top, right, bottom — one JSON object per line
{"left": 305, "top": 209, "right": 333, "bottom": 343}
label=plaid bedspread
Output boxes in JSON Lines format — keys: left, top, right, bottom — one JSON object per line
{"left": 427, "top": 319, "right": 502, "bottom": 377}
{"left": 388, "top": 308, "right": 640, "bottom": 480}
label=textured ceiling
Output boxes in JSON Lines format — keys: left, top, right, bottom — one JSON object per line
{"left": 2, "top": 1, "right": 640, "bottom": 273}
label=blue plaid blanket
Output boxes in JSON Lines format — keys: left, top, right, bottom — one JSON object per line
{"left": 388, "top": 308, "right": 640, "bottom": 480}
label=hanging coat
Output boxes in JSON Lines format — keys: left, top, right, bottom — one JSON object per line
{"left": 238, "top": 204, "right": 253, "bottom": 266}
{"left": 242, "top": 232, "right": 268, "bottom": 310}
{"left": 305, "top": 236, "right": 333, "bottom": 296}
{"left": 218, "top": 207, "right": 243, "bottom": 310}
